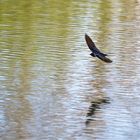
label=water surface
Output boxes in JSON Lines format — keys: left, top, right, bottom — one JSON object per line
{"left": 0, "top": 0, "right": 140, "bottom": 140}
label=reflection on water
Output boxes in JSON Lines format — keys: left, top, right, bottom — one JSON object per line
{"left": 0, "top": 0, "right": 140, "bottom": 140}
{"left": 86, "top": 97, "right": 110, "bottom": 125}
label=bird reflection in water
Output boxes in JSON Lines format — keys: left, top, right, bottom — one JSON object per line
{"left": 86, "top": 97, "right": 110, "bottom": 125}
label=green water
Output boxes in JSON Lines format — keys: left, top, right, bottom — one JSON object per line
{"left": 0, "top": 0, "right": 140, "bottom": 140}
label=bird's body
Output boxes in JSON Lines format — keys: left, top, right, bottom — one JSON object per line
{"left": 85, "top": 34, "right": 112, "bottom": 63}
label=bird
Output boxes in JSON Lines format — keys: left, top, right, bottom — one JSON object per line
{"left": 85, "top": 34, "right": 112, "bottom": 63}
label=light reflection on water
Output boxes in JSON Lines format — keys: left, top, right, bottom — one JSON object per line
{"left": 0, "top": 0, "right": 140, "bottom": 140}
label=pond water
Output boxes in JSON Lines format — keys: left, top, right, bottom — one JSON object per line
{"left": 0, "top": 0, "right": 140, "bottom": 140}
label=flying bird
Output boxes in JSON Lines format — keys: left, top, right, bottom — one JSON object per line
{"left": 85, "top": 34, "right": 112, "bottom": 63}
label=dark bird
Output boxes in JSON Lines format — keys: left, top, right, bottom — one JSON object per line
{"left": 85, "top": 34, "right": 112, "bottom": 63}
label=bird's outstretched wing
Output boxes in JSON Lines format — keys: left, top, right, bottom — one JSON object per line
{"left": 96, "top": 54, "right": 112, "bottom": 63}
{"left": 85, "top": 34, "right": 104, "bottom": 54}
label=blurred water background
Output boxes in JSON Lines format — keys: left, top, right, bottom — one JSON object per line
{"left": 0, "top": 0, "right": 140, "bottom": 140}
